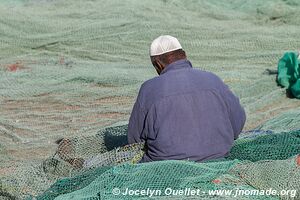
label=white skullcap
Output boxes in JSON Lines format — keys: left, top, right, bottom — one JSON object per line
{"left": 150, "top": 35, "right": 182, "bottom": 56}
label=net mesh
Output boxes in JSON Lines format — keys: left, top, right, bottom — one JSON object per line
{"left": 34, "top": 128, "right": 300, "bottom": 200}
{"left": 1, "top": 126, "right": 300, "bottom": 199}
{"left": 1, "top": 0, "right": 300, "bottom": 199}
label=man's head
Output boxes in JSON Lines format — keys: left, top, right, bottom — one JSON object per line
{"left": 150, "top": 35, "right": 186, "bottom": 75}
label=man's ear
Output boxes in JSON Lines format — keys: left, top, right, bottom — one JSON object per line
{"left": 155, "top": 59, "right": 164, "bottom": 75}
{"left": 183, "top": 50, "right": 187, "bottom": 59}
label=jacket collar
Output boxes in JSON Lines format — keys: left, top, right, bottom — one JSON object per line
{"left": 160, "top": 59, "right": 192, "bottom": 75}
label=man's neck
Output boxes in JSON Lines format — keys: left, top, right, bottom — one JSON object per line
{"left": 160, "top": 59, "right": 191, "bottom": 75}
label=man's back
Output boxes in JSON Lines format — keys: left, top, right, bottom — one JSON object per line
{"left": 128, "top": 59, "right": 246, "bottom": 162}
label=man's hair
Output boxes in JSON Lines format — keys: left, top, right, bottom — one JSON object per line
{"left": 153, "top": 49, "right": 186, "bottom": 65}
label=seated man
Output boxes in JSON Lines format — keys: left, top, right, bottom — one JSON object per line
{"left": 128, "top": 35, "right": 246, "bottom": 162}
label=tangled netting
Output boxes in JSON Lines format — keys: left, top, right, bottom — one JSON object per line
{"left": 1, "top": 125, "right": 300, "bottom": 200}
{"left": 1, "top": 0, "right": 300, "bottom": 199}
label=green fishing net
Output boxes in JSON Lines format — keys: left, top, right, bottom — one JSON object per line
{"left": 1, "top": 0, "right": 300, "bottom": 199}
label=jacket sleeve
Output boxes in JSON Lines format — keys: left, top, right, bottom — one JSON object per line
{"left": 127, "top": 99, "right": 147, "bottom": 144}
{"left": 223, "top": 86, "right": 246, "bottom": 140}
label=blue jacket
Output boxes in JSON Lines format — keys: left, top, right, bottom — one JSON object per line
{"left": 128, "top": 59, "right": 246, "bottom": 162}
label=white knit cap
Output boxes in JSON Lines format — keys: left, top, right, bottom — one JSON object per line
{"left": 150, "top": 35, "right": 182, "bottom": 56}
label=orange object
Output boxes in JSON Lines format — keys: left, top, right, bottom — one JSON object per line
{"left": 212, "top": 179, "right": 221, "bottom": 184}
{"left": 6, "top": 62, "right": 25, "bottom": 72}
{"left": 296, "top": 155, "right": 300, "bottom": 166}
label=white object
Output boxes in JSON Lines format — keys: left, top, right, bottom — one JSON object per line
{"left": 150, "top": 35, "right": 182, "bottom": 56}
